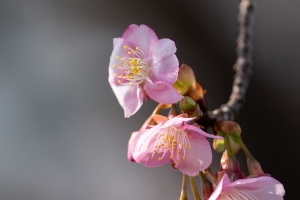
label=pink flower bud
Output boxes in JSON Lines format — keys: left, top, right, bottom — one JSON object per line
{"left": 247, "top": 157, "right": 266, "bottom": 177}
{"left": 220, "top": 151, "right": 245, "bottom": 181}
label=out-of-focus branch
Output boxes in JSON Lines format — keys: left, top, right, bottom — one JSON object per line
{"left": 212, "top": 0, "right": 256, "bottom": 120}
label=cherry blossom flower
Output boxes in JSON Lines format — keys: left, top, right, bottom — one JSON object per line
{"left": 108, "top": 24, "right": 183, "bottom": 117}
{"left": 132, "top": 115, "right": 223, "bottom": 176}
{"left": 209, "top": 173, "right": 285, "bottom": 200}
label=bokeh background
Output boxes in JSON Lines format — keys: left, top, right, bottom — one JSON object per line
{"left": 0, "top": 0, "right": 299, "bottom": 199}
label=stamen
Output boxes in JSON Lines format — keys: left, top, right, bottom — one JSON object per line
{"left": 151, "top": 125, "right": 191, "bottom": 163}
{"left": 112, "top": 46, "right": 149, "bottom": 86}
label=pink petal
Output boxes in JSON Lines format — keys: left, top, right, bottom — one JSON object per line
{"left": 133, "top": 124, "right": 162, "bottom": 163}
{"left": 127, "top": 130, "right": 147, "bottom": 162}
{"left": 186, "top": 124, "right": 224, "bottom": 140}
{"left": 161, "top": 116, "right": 194, "bottom": 128}
{"left": 209, "top": 174, "right": 230, "bottom": 200}
{"left": 144, "top": 79, "right": 183, "bottom": 104}
{"left": 108, "top": 38, "right": 130, "bottom": 84}
{"left": 109, "top": 84, "right": 144, "bottom": 118}
{"left": 143, "top": 150, "right": 172, "bottom": 167}
{"left": 175, "top": 134, "right": 212, "bottom": 176}
{"left": 227, "top": 176, "right": 285, "bottom": 199}
{"left": 237, "top": 189, "right": 284, "bottom": 200}
{"left": 122, "top": 24, "right": 158, "bottom": 54}
{"left": 149, "top": 39, "right": 179, "bottom": 84}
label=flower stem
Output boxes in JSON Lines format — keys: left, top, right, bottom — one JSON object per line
{"left": 204, "top": 168, "right": 218, "bottom": 186}
{"left": 190, "top": 176, "right": 201, "bottom": 200}
{"left": 179, "top": 174, "right": 188, "bottom": 200}
{"left": 238, "top": 139, "right": 253, "bottom": 159}
{"left": 224, "top": 135, "right": 234, "bottom": 157}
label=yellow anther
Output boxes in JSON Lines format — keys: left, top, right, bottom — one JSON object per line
{"left": 170, "top": 155, "right": 173, "bottom": 159}
{"left": 182, "top": 156, "right": 185, "bottom": 160}
{"left": 115, "top": 56, "right": 119, "bottom": 59}
{"left": 135, "top": 47, "right": 139, "bottom": 50}
{"left": 130, "top": 59, "right": 137, "bottom": 65}
{"left": 114, "top": 73, "right": 118, "bottom": 77}
{"left": 151, "top": 156, "right": 154, "bottom": 159}
{"left": 131, "top": 66, "right": 137, "bottom": 71}
{"left": 128, "top": 52, "right": 131, "bottom": 55}
{"left": 124, "top": 46, "right": 128, "bottom": 49}
{"left": 113, "top": 64, "right": 117, "bottom": 68}
{"left": 158, "top": 157, "right": 162, "bottom": 161}
{"left": 130, "top": 82, "right": 134, "bottom": 85}
{"left": 118, "top": 80, "right": 122, "bottom": 84}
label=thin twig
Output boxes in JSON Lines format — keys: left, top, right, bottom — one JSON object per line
{"left": 212, "top": 0, "right": 256, "bottom": 120}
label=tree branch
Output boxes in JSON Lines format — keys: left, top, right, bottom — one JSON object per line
{"left": 212, "top": 0, "right": 256, "bottom": 120}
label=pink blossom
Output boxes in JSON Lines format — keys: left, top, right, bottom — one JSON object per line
{"left": 209, "top": 173, "right": 285, "bottom": 200}
{"left": 127, "top": 130, "right": 146, "bottom": 162}
{"left": 108, "top": 24, "right": 183, "bottom": 117}
{"left": 132, "top": 116, "right": 223, "bottom": 176}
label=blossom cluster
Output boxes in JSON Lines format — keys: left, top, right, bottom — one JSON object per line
{"left": 108, "top": 24, "right": 285, "bottom": 199}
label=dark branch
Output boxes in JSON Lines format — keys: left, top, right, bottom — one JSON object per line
{"left": 212, "top": 0, "right": 256, "bottom": 120}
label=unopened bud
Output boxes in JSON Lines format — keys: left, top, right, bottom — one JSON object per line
{"left": 223, "top": 121, "right": 241, "bottom": 154}
{"left": 173, "top": 64, "right": 196, "bottom": 95}
{"left": 179, "top": 96, "right": 201, "bottom": 119}
{"left": 221, "top": 121, "right": 241, "bottom": 135}
{"left": 213, "top": 132, "right": 225, "bottom": 152}
{"left": 180, "top": 96, "right": 196, "bottom": 112}
{"left": 213, "top": 120, "right": 242, "bottom": 154}
{"left": 247, "top": 157, "right": 266, "bottom": 177}
{"left": 199, "top": 171, "right": 213, "bottom": 200}
{"left": 220, "top": 151, "right": 245, "bottom": 181}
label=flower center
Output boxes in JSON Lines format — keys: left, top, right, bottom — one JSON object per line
{"left": 113, "top": 46, "right": 150, "bottom": 86}
{"left": 151, "top": 125, "right": 191, "bottom": 163}
{"left": 220, "top": 188, "right": 258, "bottom": 200}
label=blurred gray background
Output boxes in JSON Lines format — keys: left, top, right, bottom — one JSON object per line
{"left": 0, "top": 0, "right": 299, "bottom": 199}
